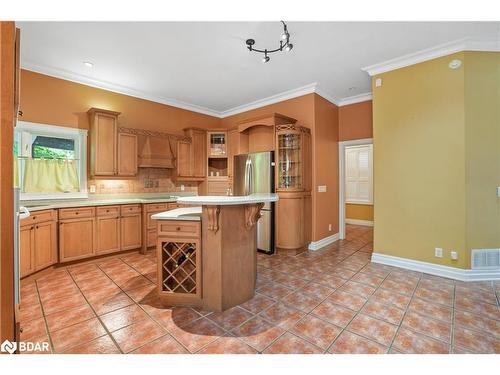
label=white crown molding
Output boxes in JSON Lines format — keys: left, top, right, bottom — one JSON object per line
{"left": 314, "top": 86, "right": 340, "bottom": 106}
{"left": 337, "top": 92, "right": 372, "bottom": 106}
{"left": 308, "top": 233, "right": 339, "bottom": 251}
{"left": 219, "top": 83, "right": 320, "bottom": 117}
{"left": 371, "top": 253, "right": 500, "bottom": 282}
{"left": 22, "top": 61, "right": 222, "bottom": 118}
{"left": 362, "top": 36, "right": 500, "bottom": 77}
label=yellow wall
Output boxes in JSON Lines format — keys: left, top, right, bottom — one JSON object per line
{"left": 346, "top": 204, "right": 374, "bottom": 221}
{"left": 464, "top": 52, "right": 500, "bottom": 255}
{"left": 373, "top": 51, "right": 500, "bottom": 269}
{"left": 373, "top": 52, "right": 467, "bottom": 268}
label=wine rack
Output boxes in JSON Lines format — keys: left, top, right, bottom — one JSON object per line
{"left": 161, "top": 241, "right": 199, "bottom": 295}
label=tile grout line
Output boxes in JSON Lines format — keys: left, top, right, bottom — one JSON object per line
{"left": 33, "top": 279, "right": 56, "bottom": 353}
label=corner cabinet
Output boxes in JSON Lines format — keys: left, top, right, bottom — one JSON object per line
{"left": 275, "top": 124, "right": 312, "bottom": 254}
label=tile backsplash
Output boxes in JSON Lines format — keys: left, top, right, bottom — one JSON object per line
{"left": 88, "top": 168, "right": 198, "bottom": 195}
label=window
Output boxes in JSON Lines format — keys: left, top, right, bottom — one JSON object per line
{"left": 345, "top": 144, "right": 373, "bottom": 204}
{"left": 14, "top": 121, "right": 88, "bottom": 200}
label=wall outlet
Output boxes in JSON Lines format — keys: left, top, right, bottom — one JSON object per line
{"left": 318, "top": 185, "right": 327, "bottom": 193}
{"left": 435, "top": 248, "right": 443, "bottom": 258}
{"left": 89, "top": 185, "right": 96, "bottom": 193}
{"left": 328, "top": 224, "right": 332, "bottom": 232}
{"left": 451, "top": 251, "right": 458, "bottom": 260}
{"left": 375, "top": 78, "right": 382, "bottom": 87}
{"left": 180, "top": 184, "right": 185, "bottom": 191}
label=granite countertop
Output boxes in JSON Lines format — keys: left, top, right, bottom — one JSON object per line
{"left": 151, "top": 207, "right": 202, "bottom": 221}
{"left": 21, "top": 192, "right": 196, "bottom": 212}
{"left": 177, "top": 193, "right": 279, "bottom": 206}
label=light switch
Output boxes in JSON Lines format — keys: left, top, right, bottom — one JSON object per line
{"left": 497, "top": 187, "right": 500, "bottom": 197}
{"left": 318, "top": 185, "right": 327, "bottom": 193}
{"left": 375, "top": 78, "right": 382, "bottom": 87}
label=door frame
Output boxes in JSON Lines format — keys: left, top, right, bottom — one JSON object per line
{"left": 338, "top": 138, "right": 373, "bottom": 240}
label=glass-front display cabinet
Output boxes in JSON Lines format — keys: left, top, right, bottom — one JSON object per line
{"left": 208, "top": 132, "right": 227, "bottom": 157}
{"left": 275, "top": 125, "right": 311, "bottom": 191}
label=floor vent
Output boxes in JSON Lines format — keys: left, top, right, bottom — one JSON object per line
{"left": 471, "top": 249, "right": 500, "bottom": 269}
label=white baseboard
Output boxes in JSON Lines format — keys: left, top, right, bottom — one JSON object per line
{"left": 346, "top": 219, "right": 374, "bottom": 227}
{"left": 308, "top": 233, "right": 339, "bottom": 251}
{"left": 371, "top": 253, "right": 500, "bottom": 281}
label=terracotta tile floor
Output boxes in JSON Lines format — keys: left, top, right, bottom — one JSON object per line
{"left": 19, "top": 224, "right": 500, "bottom": 354}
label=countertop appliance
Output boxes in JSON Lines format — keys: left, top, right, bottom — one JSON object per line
{"left": 233, "top": 151, "right": 275, "bottom": 254}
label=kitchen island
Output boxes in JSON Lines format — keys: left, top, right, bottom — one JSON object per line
{"left": 152, "top": 194, "right": 278, "bottom": 312}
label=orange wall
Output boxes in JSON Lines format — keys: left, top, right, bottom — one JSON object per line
{"left": 20, "top": 70, "right": 220, "bottom": 133}
{"left": 339, "top": 100, "right": 373, "bottom": 141}
{"left": 313, "top": 94, "right": 339, "bottom": 240}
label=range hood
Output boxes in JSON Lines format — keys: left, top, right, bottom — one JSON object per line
{"left": 137, "top": 135, "right": 175, "bottom": 169}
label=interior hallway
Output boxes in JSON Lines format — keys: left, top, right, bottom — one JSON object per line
{"left": 18, "top": 224, "right": 499, "bottom": 354}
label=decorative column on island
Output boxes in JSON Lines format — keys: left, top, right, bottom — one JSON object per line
{"left": 152, "top": 194, "right": 278, "bottom": 312}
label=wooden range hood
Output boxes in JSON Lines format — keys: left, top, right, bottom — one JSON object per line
{"left": 137, "top": 134, "right": 175, "bottom": 169}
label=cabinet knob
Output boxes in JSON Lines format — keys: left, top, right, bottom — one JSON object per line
{"left": 75, "top": 212, "right": 79, "bottom": 215}
{"left": 176, "top": 227, "right": 181, "bottom": 231}
{"left": 35, "top": 225, "right": 39, "bottom": 229}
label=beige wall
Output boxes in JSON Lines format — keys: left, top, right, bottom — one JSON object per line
{"left": 372, "top": 51, "right": 500, "bottom": 269}
{"left": 464, "top": 52, "right": 500, "bottom": 254}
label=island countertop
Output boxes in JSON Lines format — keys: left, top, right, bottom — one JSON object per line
{"left": 176, "top": 193, "right": 279, "bottom": 206}
{"left": 151, "top": 207, "right": 202, "bottom": 221}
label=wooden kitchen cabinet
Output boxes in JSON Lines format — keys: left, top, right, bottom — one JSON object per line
{"left": 227, "top": 129, "right": 238, "bottom": 179}
{"left": 88, "top": 108, "right": 120, "bottom": 177}
{"left": 20, "top": 209, "right": 58, "bottom": 278}
{"left": 121, "top": 204, "right": 142, "bottom": 250}
{"left": 20, "top": 225, "right": 34, "bottom": 278}
{"left": 175, "top": 128, "right": 206, "bottom": 181}
{"left": 117, "top": 132, "right": 138, "bottom": 176}
{"left": 141, "top": 202, "right": 170, "bottom": 252}
{"left": 59, "top": 217, "right": 96, "bottom": 262}
{"left": 96, "top": 206, "right": 121, "bottom": 255}
{"left": 276, "top": 191, "right": 309, "bottom": 254}
{"left": 33, "top": 221, "right": 58, "bottom": 270}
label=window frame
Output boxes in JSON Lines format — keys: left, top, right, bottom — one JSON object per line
{"left": 344, "top": 144, "right": 373, "bottom": 205}
{"left": 15, "top": 121, "right": 88, "bottom": 201}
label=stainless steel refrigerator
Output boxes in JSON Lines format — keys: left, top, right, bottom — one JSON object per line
{"left": 233, "top": 151, "right": 275, "bottom": 254}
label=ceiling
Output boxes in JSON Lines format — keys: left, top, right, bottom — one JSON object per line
{"left": 18, "top": 21, "right": 499, "bottom": 116}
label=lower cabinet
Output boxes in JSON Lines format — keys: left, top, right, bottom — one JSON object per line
{"left": 96, "top": 216, "right": 121, "bottom": 255}
{"left": 20, "top": 210, "right": 58, "bottom": 278}
{"left": 121, "top": 213, "right": 142, "bottom": 250}
{"left": 276, "top": 191, "right": 311, "bottom": 254}
{"left": 142, "top": 202, "right": 174, "bottom": 252}
{"left": 59, "top": 217, "right": 96, "bottom": 262}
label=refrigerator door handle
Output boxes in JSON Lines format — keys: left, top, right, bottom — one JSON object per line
{"left": 248, "top": 159, "right": 253, "bottom": 195}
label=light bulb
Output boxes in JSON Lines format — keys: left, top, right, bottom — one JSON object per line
{"left": 262, "top": 55, "right": 270, "bottom": 63}
{"left": 83, "top": 61, "right": 94, "bottom": 68}
{"left": 281, "top": 32, "right": 289, "bottom": 40}
{"left": 285, "top": 43, "right": 293, "bottom": 52}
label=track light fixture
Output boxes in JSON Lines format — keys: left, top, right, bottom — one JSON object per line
{"left": 246, "top": 21, "right": 294, "bottom": 63}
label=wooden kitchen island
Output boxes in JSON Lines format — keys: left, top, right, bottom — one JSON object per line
{"left": 152, "top": 194, "right": 278, "bottom": 312}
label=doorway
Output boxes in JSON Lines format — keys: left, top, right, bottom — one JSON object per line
{"left": 338, "top": 138, "right": 373, "bottom": 240}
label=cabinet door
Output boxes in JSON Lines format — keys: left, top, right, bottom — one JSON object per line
{"left": 301, "top": 131, "right": 312, "bottom": 192}
{"left": 96, "top": 216, "right": 120, "bottom": 255}
{"left": 191, "top": 130, "right": 206, "bottom": 177}
{"left": 92, "top": 112, "right": 117, "bottom": 176}
{"left": 20, "top": 225, "right": 34, "bottom": 278}
{"left": 176, "top": 140, "right": 191, "bottom": 177}
{"left": 121, "top": 214, "right": 142, "bottom": 250}
{"left": 117, "top": 133, "right": 137, "bottom": 176}
{"left": 59, "top": 218, "right": 95, "bottom": 262}
{"left": 34, "top": 221, "right": 57, "bottom": 271}
{"left": 276, "top": 193, "right": 304, "bottom": 250}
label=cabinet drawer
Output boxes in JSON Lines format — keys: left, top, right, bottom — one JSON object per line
{"left": 22, "top": 209, "right": 57, "bottom": 226}
{"left": 145, "top": 203, "right": 167, "bottom": 212}
{"left": 121, "top": 204, "right": 141, "bottom": 215}
{"left": 59, "top": 207, "right": 95, "bottom": 219}
{"left": 96, "top": 205, "right": 120, "bottom": 217}
{"left": 157, "top": 220, "right": 200, "bottom": 238}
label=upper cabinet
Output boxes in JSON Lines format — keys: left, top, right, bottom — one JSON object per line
{"left": 208, "top": 131, "right": 227, "bottom": 157}
{"left": 175, "top": 127, "right": 206, "bottom": 181}
{"left": 88, "top": 108, "right": 138, "bottom": 177}
{"left": 275, "top": 124, "right": 311, "bottom": 191}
